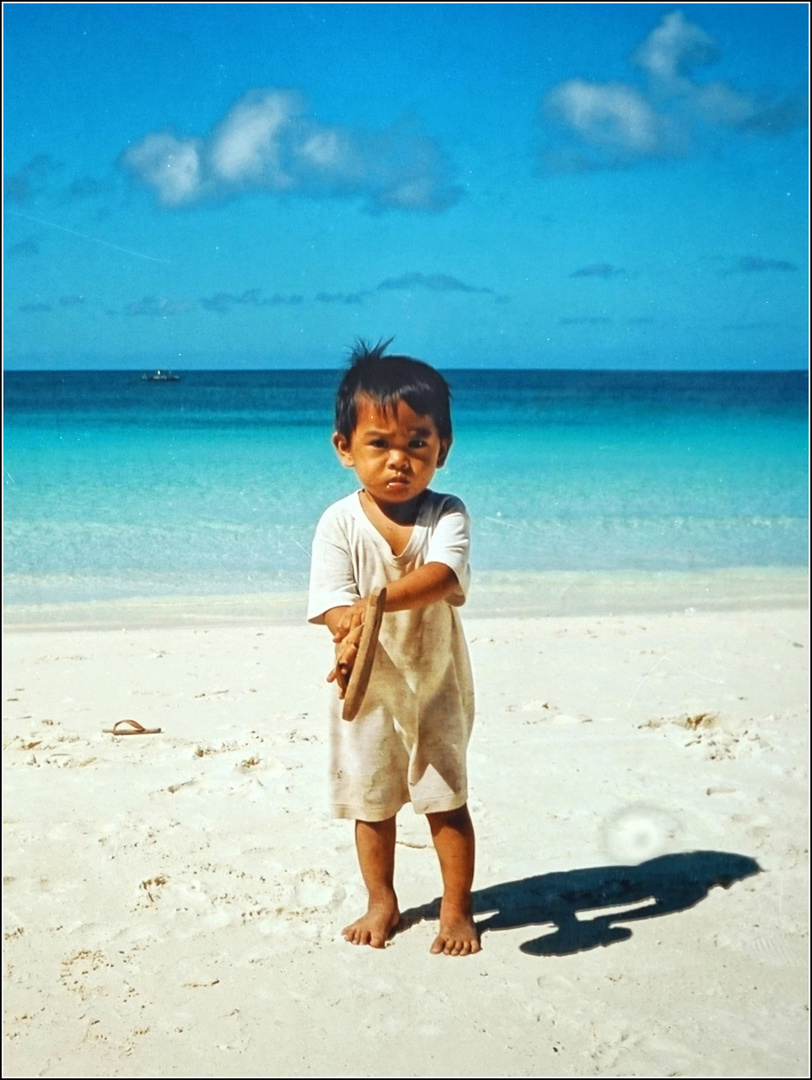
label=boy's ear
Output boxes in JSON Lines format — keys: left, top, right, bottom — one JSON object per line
{"left": 437, "top": 437, "right": 452, "bottom": 468}
{"left": 332, "top": 431, "right": 355, "bottom": 468}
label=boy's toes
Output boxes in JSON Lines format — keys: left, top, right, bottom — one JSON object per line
{"left": 430, "top": 932, "right": 461, "bottom": 955}
{"left": 342, "top": 904, "right": 399, "bottom": 948}
{"left": 430, "top": 913, "right": 481, "bottom": 956}
{"left": 350, "top": 928, "right": 381, "bottom": 948}
{"left": 430, "top": 932, "right": 481, "bottom": 956}
{"left": 343, "top": 926, "right": 380, "bottom": 947}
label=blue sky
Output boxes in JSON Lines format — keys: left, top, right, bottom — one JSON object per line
{"left": 3, "top": 3, "right": 808, "bottom": 369}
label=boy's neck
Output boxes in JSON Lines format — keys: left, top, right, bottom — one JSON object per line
{"left": 360, "top": 487, "right": 427, "bottom": 526}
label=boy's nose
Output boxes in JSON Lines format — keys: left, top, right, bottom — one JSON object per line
{"left": 387, "top": 450, "right": 409, "bottom": 470}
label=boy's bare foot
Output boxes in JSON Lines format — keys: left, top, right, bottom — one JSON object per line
{"left": 342, "top": 897, "right": 400, "bottom": 948}
{"left": 430, "top": 903, "right": 481, "bottom": 956}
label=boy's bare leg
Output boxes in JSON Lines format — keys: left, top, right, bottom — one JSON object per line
{"left": 343, "top": 816, "right": 400, "bottom": 948}
{"left": 426, "top": 804, "right": 480, "bottom": 955}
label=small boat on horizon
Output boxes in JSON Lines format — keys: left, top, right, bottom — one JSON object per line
{"left": 142, "top": 369, "right": 181, "bottom": 382}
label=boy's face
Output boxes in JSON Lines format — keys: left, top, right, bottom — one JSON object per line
{"left": 333, "top": 395, "right": 450, "bottom": 511}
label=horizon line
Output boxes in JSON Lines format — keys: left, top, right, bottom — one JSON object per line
{"left": 3, "top": 366, "right": 809, "bottom": 376}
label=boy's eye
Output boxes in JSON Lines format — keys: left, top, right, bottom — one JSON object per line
{"left": 409, "top": 440, "right": 427, "bottom": 448}
{"left": 369, "top": 439, "right": 388, "bottom": 448}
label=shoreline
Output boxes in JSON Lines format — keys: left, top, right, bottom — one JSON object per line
{"left": 3, "top": 566, "right": 808, "bottom": 632}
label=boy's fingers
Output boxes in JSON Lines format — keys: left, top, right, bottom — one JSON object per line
{"left": 333, "top": 620, "right": 363, "bottom": 644}
{"left": 331, "top": 598, "right": 368, "bottom": 643}
{"left": 343, "top": 602, "right": 367, "bottom": 634}
{"left": 336, "top": 645, "right": 357, "bottom": 672}
{"left": 328, "top": 642, "right": 357, "bottom": 690}
{"left": 335, "top": 636, "right": 358, "bottom": 654}
{"left": 328, "top": 610, "right": 365, "bottom": 688}
{"left": 327, "top": 666, "right": 348, "bottom": 689}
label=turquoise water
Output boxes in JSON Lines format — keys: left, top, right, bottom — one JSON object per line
{"left": 3, "top": 370, "right": 808, "bottom": 605}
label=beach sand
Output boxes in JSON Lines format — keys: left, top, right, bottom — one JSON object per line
{"left": 3, "top": 574, "right": 809, "bottom": 1077}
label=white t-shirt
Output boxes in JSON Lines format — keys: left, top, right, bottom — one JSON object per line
{"left": 307, "top": 490, "right": 475, "bottom": 820}
{"left": 308, "top": 489, "right": 471, "bottom": 620}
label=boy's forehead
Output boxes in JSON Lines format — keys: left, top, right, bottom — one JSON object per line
{"left": 353, "top": 394, "right": 438, "bottom": 432}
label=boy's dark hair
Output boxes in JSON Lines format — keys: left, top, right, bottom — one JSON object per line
{"left": 335, "top": 338, "right": 452, "bottom": 441}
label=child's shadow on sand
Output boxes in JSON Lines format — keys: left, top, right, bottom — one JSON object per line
{"left": 398, "top": 851, "right": 760, "bottom": 956}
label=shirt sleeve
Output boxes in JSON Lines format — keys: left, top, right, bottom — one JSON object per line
{"left": 307, "top": 506, "right": 361, "bottom": 624}
{"left": 425, "top": 496, "right": 471, "bottom": 606}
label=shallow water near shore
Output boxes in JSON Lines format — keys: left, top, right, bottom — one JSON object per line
{"left": 4, "top": 568, "right": 807, "bottom": 632}
{"left": 4, "top": 369, "right": 808, "bottom": 610}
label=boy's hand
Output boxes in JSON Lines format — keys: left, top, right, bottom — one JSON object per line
{"left": 326, "top": 597, "right": 368, "bottom": 697}
{"left": 330, "top": 597, "right": 368, "bottom": 646}
{"left": 326, "top": 596, "right": 371, "bottom": 695}
{"left": 327, "top": 623, "right": 364, "bottom": 697}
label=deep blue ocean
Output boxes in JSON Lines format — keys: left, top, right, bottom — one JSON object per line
{"left": 3, "top": 369, "right": 808, "bottom": 607}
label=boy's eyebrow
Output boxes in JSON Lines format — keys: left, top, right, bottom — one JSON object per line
{"left": 362, "top": 425, "right": 435, "bottom": 437}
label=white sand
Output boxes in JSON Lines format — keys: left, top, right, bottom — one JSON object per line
{"left": 3, "top": 582, "right": 809, "bottom": 1077}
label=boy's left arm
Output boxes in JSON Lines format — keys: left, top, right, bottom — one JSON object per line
{"left": 383, "top": 561, "right": 459, "bottom": 611}
{"left": 330, "top": 561, "right": 459, "bottom": 643}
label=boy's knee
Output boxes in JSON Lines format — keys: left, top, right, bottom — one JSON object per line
{"left": 427, "top": 804, "right": 470, "bottom": 830}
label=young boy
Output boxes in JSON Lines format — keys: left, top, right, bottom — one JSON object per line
{"left": 307, "top": 340, "right": 479, "bottom": 956}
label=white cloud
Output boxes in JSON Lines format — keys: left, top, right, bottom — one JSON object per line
{"left": 542, "top": 11, "right": 806, "bottom": 170}
{"left": 122, "top": 134, "right": 203, "bottom": 206}
{"left": 691, "top": 82, "right": 758, "bottom": 129}
{"left": 209, "top": 90, "right": 298, "bottom": 187}
{"left": 379, "top": 177, "right": 437, "bottom": 211}
{"left": 121, "top": 89, "right": 460, "bottom": 212}
{"left": 546, "top": 80, "right": 663, "bottom": 153}
{"left": 297, "top": 128, "right": 347, "bottom": 170}
{"left": 630, "top": 10, "right": 717, "bottom": 87}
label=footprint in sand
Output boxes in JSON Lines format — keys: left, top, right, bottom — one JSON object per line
{"left": 746, "top": 932, "right": 806, "bottom": 968}
{"left": 161, "top": 752, "right": 290, "bottom": 798}
{"left": 293, "top": 869, "right": 345, "bottom": 911}
{"left": 678, "top": 714, "right": 770, "bottom": 761}
{"left": 192, "top": 741, "right": 240, "bottom": 758}
{"left": 59, "top": 948, "right": 113, "bottom": 1001}
{"left": 589, "top": 1021, "right": 639, "bottom": 1070}
{"left": 507, "top": 701, "right": 591, "bottom": 726}
{"left": 715, "top": 928, "right": 806, "bottom": 968}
